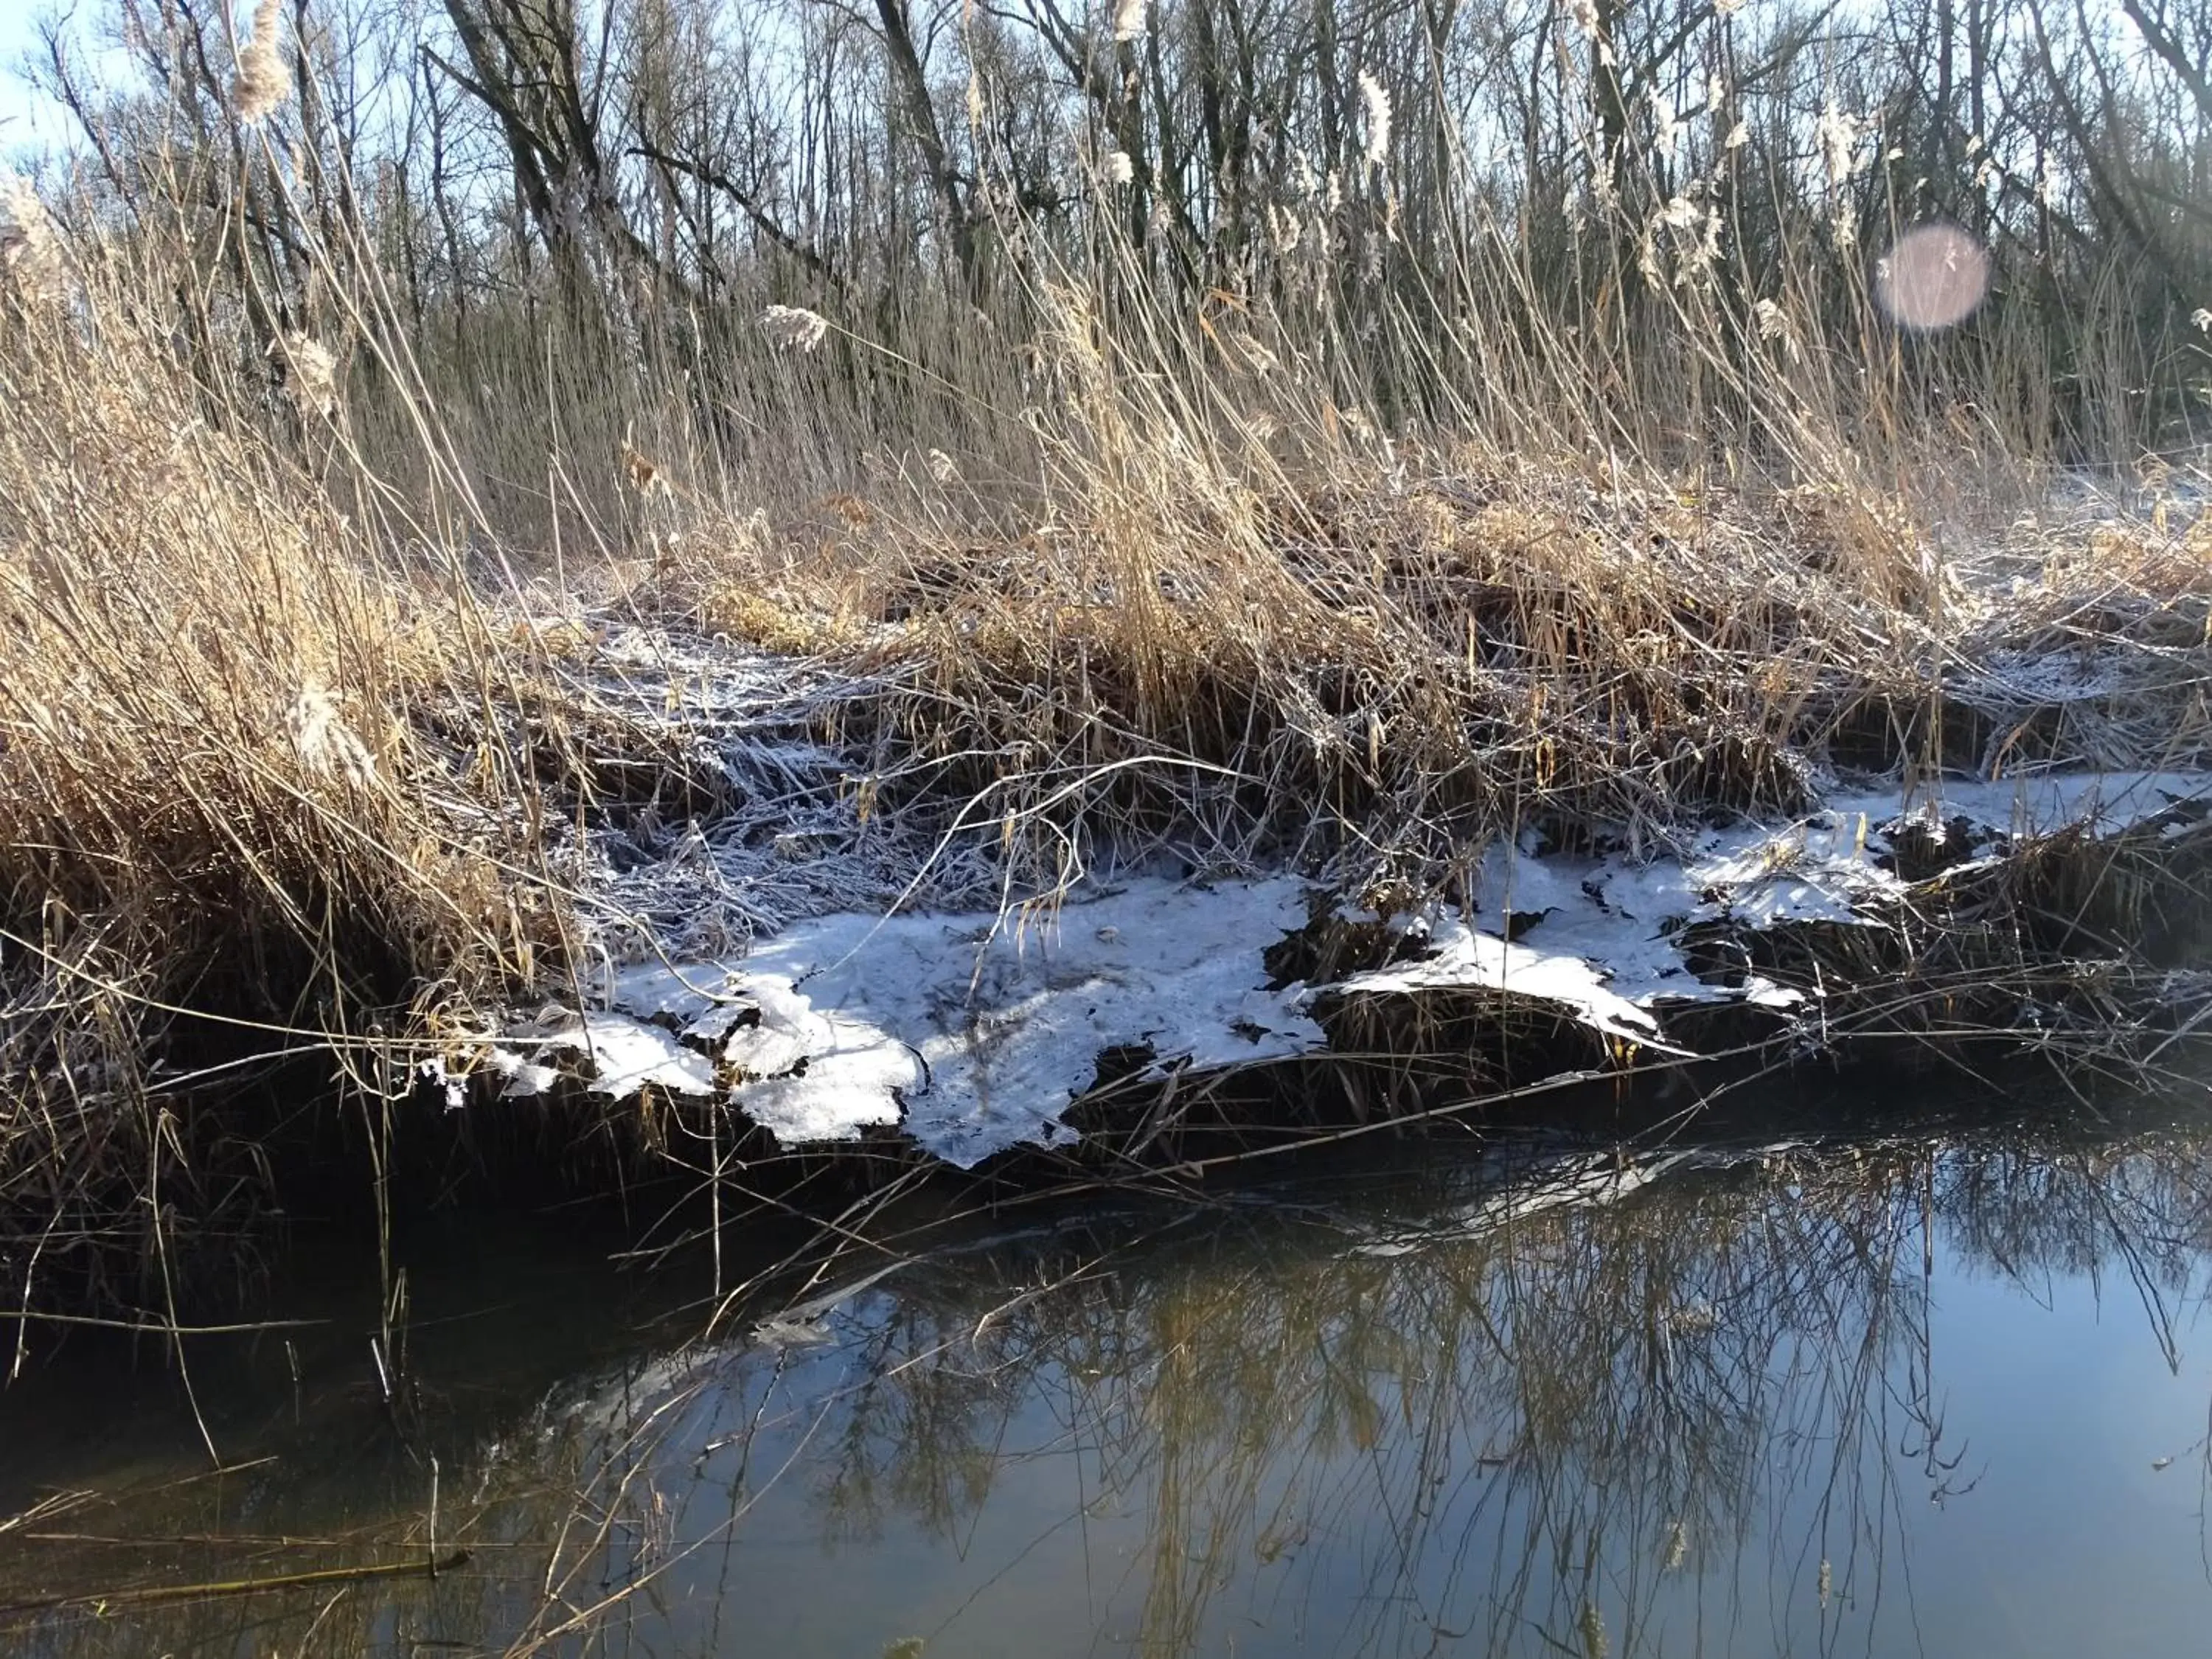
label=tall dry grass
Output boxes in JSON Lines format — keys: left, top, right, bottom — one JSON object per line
{"left": 0, "top": 108, "right": 2207, "bottom": 1315}
{"left": 656, "top": 247, "right": 2211, "bottom": 897}
{"left": 0, "top": 200, "right": 590, "bottom": 1310}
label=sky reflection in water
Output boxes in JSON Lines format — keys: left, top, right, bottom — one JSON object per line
{"left": 7, "top": 1102, "right": 2212, "bottom": 1657}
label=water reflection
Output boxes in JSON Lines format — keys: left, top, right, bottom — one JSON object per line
{"left": 9, "top": 1104, "right": 2212, "bottom": 1656}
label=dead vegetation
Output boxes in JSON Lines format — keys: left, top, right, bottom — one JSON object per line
{"left": 0, "top": 97, "right": 2209, "bottom": 1321}
{"left": 691, "top": 305, "right": 2212, "bottom": 907}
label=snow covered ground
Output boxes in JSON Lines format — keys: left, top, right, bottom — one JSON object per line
{"left": 488, "top": 712, "right": 2212, "bottom": 1166}
{"left": 484, "top": 454, "right": 2212, "bottom": 1167}
{"left": 553, "top": 877, "right": 1324, "bottom": 1165}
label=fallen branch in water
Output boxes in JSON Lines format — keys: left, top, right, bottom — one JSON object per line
{"left": 0, "top": 1549, "right": 474, "bottom": 1617}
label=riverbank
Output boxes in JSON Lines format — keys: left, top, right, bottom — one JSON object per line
{"left": 473, "top": 612, "right": 2212, "bottom": 1179}
{"left": 6, "top": 195, "right": 2212, "bottom": 1321}
{"left": 8, "top": 440, "right": 2211, "bottom": 1319}
{"left": 456, "top": 437, "right": 2212, "bottom": 1172}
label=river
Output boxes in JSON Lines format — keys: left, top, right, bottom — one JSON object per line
{"left": 5, "top": 1076, "right": 2211, "bottom": 1656}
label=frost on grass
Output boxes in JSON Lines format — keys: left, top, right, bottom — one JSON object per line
{"left": 541, "top": 629, "right": 1004, "bottom": 961}
{"left": 488, "top": 632, "right": 2212, "bottom": 1167}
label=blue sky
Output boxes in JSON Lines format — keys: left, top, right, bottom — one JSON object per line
{"left": 0, "top": 7, "right": 73, "bottom": 160}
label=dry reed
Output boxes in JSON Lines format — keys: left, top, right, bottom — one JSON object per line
{"left": 0, "top": 100, "right": 2207, "bottom": 1320}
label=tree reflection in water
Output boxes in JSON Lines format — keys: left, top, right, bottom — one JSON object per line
{"left": 10, "top": 1113, "right": 2212, "bottom": 1657}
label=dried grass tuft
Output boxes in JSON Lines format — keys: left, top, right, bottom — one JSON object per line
{"left": 0, "top": 237, "right": 577, "bottom": 1312}
{"left": 230, "top": 0, "right": 291, "bottom": 126}
{"left": 0, "top": 175, "right": 66, "bottom": 306}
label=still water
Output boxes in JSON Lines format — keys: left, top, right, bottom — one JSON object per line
{"left": 7, "top": 1085, "right": 2212, "bottom": 1656}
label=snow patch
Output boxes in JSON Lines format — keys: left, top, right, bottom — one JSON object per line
{"left": 503, "top": 768, "right": 2212, "bottom": 1164}
{"left": 544, "top": 1013, "right": 717, "bottom": 1099}
{"left": 1333, "top": 771, "right": 2212, "bottom": 1031}
{"left": 594, "top": 877, "right": 1325, "bottom": 1167}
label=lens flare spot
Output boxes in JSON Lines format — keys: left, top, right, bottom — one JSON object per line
{"left": 1874, "top": 223, "right": 1990, "bottom": 331}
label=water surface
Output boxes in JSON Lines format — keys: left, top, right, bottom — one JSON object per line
{"left": 7, "top": 1086, "right": 2212, "bottom": 1656}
